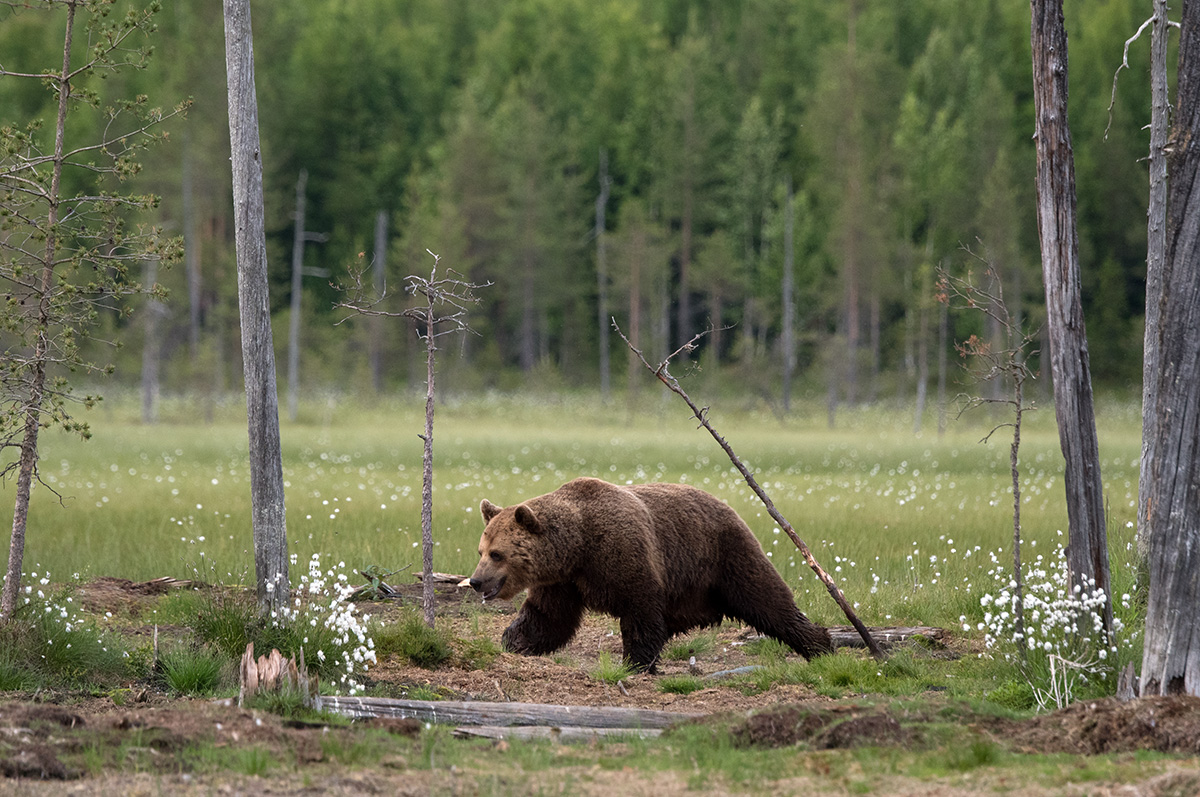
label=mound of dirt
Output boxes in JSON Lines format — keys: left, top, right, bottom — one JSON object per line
{"left": 1012, "top": 695, "right": 1200, "bottom": 756}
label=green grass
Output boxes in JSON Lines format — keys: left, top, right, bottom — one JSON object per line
{"left": 589, "top": 651, "right": 636, "bottom": 684}
{"left": 9, "top": 392, "right": 1149, "bottom": 700}
{"left": 372, "top": 612, "right": 453, "bottom": 668}
{"left": 159, "top": 645, "right": 227, "bottom": 695}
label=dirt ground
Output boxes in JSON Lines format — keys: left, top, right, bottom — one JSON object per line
{"left": 1, "top": 578, "right": 1198, "bottom": 795}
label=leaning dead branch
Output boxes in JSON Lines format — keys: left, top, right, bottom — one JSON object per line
{"left": 614, "top": 321, "right": 884, "bottom": 661}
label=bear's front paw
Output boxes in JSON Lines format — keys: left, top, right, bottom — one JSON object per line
{"left": 501, "top": 624, "right": 536, "bottom": 655}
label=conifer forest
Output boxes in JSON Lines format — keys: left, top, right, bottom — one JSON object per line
{"left": 0, "top": 0, "right": 1162, "bottom": 408}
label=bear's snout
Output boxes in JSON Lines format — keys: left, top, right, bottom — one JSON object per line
{"left": 469, "top": 571, "right": 509, "bottom": 601}
{"left": 468, "top": 577, "right": 482, "bottom": 591}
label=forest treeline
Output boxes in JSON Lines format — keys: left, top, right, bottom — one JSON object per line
{"left": 0, "top": 0, "right": 1159, "bottom": 410}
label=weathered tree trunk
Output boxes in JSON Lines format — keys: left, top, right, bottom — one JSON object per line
{"left": 782, "top": 177, "right": 796, "bottom": 412}
{"left": 371, "top": 210, "right": 387, "bottom": 394}
{"left": 0, "top": 0, "right": 76, "bottom": 621}
{"left": 1029, "top": 0, "right": 1111, "bottom": 635}
{"left": 287, "top": 169, "right": 308, "bottom": 423}
{"left": 224, "top": 0, "right": 289, "bottom": 611}
{"left": 1142, "top": 0, "right": 1200, "bottom": 697}
{"left": 1139, "top": 0, "right": 1170, "bottom": 558}
{"left": 420, "top": 296, "right": 436, "bottom": 628}
{"left": 596, "top": 149, "right": 612, "bottom": 402}
{"left": 141, "top": 259, "right": 163, "bottom": 425}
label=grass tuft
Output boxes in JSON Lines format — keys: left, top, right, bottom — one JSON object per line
{"left": 589, "top": 651, "right": 636, "bottom": 685}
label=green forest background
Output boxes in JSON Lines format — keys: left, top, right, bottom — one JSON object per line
{"left": 0, "top": 0, "right": 1162, "bottom": 410}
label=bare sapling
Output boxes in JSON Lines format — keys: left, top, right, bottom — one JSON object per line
{"left": 338, "top": 251, "right": 488, "bottom": 627}
{"left": 937, "top": 254, "right": 1038, "bottom": 663}
{"left": 615, "top": 321, "right": 884, "bottom": 661}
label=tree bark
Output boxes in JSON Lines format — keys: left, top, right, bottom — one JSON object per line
{"left": 1139, "top": 0, "right": 1170, "bottom": 558}
{"left": 371, "top": 210, "right": 387, "bottom": 394}
{"left": 224, "top": 0, "right": 289, "bottom": 611}
{"left": 782, "top": 177, "right": 796, "bottom": 412}
{"left": 596, "top": 149, "right": 612, "bottom": 402}
{"left": 287, "top": 169, "right": 308, "bottom": 423}
{"left": 1029, "top": 0, "right": 1111, "bottom": 635}
{"left": 1142, "top": 0, "right": 1200, "bottom": 697}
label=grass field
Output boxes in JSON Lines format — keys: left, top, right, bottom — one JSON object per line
{"left": 21, "top": 388, "right": 1143, "bottom": 635}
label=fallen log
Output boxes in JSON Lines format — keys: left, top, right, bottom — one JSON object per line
{"left": 454, "top": 725, "right": 664, "bottom": 742}
{"left": 826, "top": 626, "right": 948, "bottom": 649}
{"left": 320, "top": 696, "right": 700, "bottom": 729}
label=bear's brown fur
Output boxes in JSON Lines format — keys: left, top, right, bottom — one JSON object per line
{"left": 468, "top": 477, "right": 832, "bottom": 671}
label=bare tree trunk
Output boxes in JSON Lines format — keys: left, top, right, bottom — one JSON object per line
{"left": 183, "top": 133, "right": 202, "bottom": 359}
{"left": 224, "top": 0, "right": 289, "bottom": 611}
{"left": 287, "top": 169, "right": 308, "bottom": 423}
{"left": 0, "top": 0, "right": 76, "bottom": 620}
{"left": 597, "top": 149, "right": 612, "bottom": 402}
{"left": 1139, "top": 0, "right": 1170, "bottom": 558}
{"left": 141, "top": 260, "right": 163, "bottom": 424}
{"left": 936, "top": 294, "right": 948, "bottom": 437}
{"left": 782, "top": 177, "right": 796, "bottom": 412}
{"left": 1142, "top": 0, "right": 1200, "bottom": 697}
{"left": 1029, "top": 0, "right": 1111, "bottom": 637}
{"left": 371, "top": 210, "right": 387, "bottom": 394}
{"left": 420, "top": 299, "right": 437, "bottom": 628}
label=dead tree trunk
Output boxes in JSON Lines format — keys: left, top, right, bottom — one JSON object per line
{"left": 287, "top": 169, "right": 308, "bottom": 423}
{"left": 1139, "top": 0, "right": 1170, "bottom": 557}
{"left": 370, "top": 210, "right": 387, "bottom": 394}
{"left": 782, "top": 177, "right": 796, "bottom": 412}
{"left": 224, "top": 0, "right": 289, "bottom": 611}
{"left": 1142, "top": 0, "right": 1200, "bottom": 697}
{"left": 596, "top": 149, "right": 612, "bottom": 403}
{"left": 1029, "top": 0, "right": 1111, "bottom": 636}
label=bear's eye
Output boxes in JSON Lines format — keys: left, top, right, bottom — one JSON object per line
{"left": 489, "top": 551, "right": 504, "bottom": 563}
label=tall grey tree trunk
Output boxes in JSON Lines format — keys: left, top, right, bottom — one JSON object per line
{"left": 141, "top": 259, "right": 163, "bottom": 424}
{"left": 596, "top": 149, "right": 611, "bottom": 402}
{"left": 370, "top": 210, "right": 387, "bottom": 394}
{"left": 287, "top": 169, "right": 308, "bottom": 423}
{"left": 224, "top": 0, "right": 289, "bottom": 611}
{"left": 1139, "top": 0, "right": 1170, "bottom": 558}
{"left": 1029, "top": 0, "right": 1111, "bottom": 635}
{"left": 782, "top": 177, "right": 796, "bottom": 412}
{"left": 1142, "top": 0, "right": 1200, "bottom": 697}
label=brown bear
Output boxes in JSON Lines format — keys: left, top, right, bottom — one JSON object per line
{"left": 468, "top": 477, "right": 833, "bottom": 671}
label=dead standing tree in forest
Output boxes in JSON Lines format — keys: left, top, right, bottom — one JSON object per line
{"left": 338, "top": 252, "right": 488, "bottom": 628}
{"left": 1029, "top": 0, "right": 1112, "bottom": 639}
{"left": 615, "top": 322, "right": 885, "bottom": 661}
{"left": 225, "top": 0, "right": 289, "bottom": 612}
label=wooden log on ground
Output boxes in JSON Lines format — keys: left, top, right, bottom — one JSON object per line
{"left": 453, "top": 725, "right": 664, "bottom": 742}
{"left": 320, "top": 696, "right": 700, "bottom": 729}
{"left": 826, "top": 626, "right": 948, "bottom": 649}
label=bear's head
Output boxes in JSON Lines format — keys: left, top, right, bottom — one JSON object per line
{"left": 469, "top": 499, "right": 542, "bottom": 601}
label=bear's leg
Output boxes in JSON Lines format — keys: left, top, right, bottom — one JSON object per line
{"left": 716, "top": 559, "right": 833, "bottom": 660}
{"left": 619, "top": 613, "right": 670, "bottom": 673}
{"left": 501, "top": 583, "right": 585, "bottom": 656}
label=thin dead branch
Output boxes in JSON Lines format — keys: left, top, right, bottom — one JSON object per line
{"left": 614, "top": 320, "right": 885, "bottom": 661}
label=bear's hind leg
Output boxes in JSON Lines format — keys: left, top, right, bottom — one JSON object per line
{"left": 716, "top": 560, "right": 833, "bottom": 660}
{"left": 501, "top": 583, "right": 585, "bottom": 656}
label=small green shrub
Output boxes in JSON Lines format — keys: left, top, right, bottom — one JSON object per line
{"left": 457, "top": 636, "right": 501, "bottom": 670}
{"left": 376, "top": 614, "right": 452, "bottom": 668}
{"left": 159, "top": 646, "right": 226, "bottom": 695}
{"left": 665, "top": 631, "right": 717, "bottom": 661}
{"left": 658, "top": 675, "right": 704, "bottom": 695}
{"left": 985, "top": 679, "right": 1036, "bottom": 711}
{"left": 589, "top": 652, "right": 635, "bottom": 685}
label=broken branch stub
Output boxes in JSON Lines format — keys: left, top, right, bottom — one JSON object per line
{"left": 615, "top": 321, "right": 885, "bottom": 661}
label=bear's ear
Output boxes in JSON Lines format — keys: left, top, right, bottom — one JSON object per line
{"left": 514, "top": 504, "right": 542, "bottom": 534}
{"left": 480, "top": 499, "right": 502, "bottom": 523}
